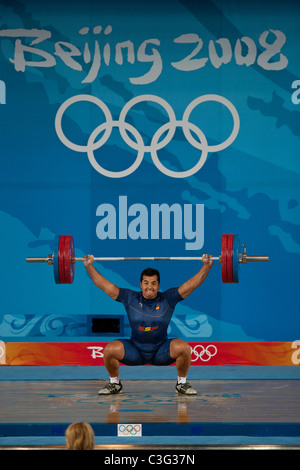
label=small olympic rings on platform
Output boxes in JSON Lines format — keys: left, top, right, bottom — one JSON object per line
{"left": 118, "top": 424, "right": 142, "bottom": 435}
{"left": 190, "top": 344, "right": 218, "bottom": 362}
{"left": 55, "top": 93, "right": 240, "bottom": 178}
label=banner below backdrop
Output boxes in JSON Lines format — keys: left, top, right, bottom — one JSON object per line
{"left": 0, "top": 0, "right": 299, "bottom": 366}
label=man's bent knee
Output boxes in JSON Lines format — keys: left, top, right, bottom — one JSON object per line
{"left": 104, "top": 340, "right": 125, "bottom": 361}
{"left": 170, "top": 338, "right": 191, "bottom": 359}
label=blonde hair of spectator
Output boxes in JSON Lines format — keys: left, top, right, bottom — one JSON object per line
{"left": 65, "top": 422, "right": 95, "bottom": 450}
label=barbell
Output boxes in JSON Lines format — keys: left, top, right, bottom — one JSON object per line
{"left": 26, "top": 233, "right": 269, "bottom": 284}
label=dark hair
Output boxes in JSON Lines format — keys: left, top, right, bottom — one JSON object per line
{"left": 140, "top": 268, "right": 160, "bottom": 283}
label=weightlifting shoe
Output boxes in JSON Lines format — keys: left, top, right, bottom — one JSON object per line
{"left": 175, "top": 381, "right": 197, "bottom": 395}
{"left": 98, "top": 381, "right": 123, "bottom": 395}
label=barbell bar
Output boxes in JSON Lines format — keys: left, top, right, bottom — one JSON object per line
{"left": 26, "top": 233, "right": 269, "bottom": 284}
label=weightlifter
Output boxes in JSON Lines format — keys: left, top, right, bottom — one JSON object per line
{"left": 83, "top": 254, "right": 213, "bottom": 395}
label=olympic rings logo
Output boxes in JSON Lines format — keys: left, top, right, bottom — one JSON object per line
{"left": 118, "top": 424, "right": 142, "bottom": 436}
{"left": 55, "top": 94, "right": 240, "bottom": 178}
{"left": 190, "top": 344, "right": 217, "bottom": 362}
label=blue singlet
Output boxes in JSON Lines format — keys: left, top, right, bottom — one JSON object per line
{"left": 115, "top": 287, "right": 183, "bottom": 365}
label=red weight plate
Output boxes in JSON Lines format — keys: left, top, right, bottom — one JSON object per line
{"left": 226, "top": 234, "right": 234, "bottom": 283}
{"left": 221, "top": 234, "right": 228, "bottom": 283}
{"left": 232, "top": 234, "right": 240, "bottom": 283}
{"left": 58, "top": 235, "right": 66, "bottom": 284}
{"left": 63, "top": 235, "right": 75, "bottom": 284}
{"left": 53, "top": 235, "right": 61, "bottom": 284}
{"left": 69, "top": 235, "right": 75, "bottom": 284}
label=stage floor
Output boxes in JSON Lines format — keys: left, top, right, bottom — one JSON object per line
{"left": 1, "top": 376, "right": 300, "bottom": 448}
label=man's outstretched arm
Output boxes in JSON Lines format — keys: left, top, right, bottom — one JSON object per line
{"left": 178, "top": 255, "right": 213, "bottom": 299}
{"left": 83, "top": 255, "right": 120, "bottom": 300}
